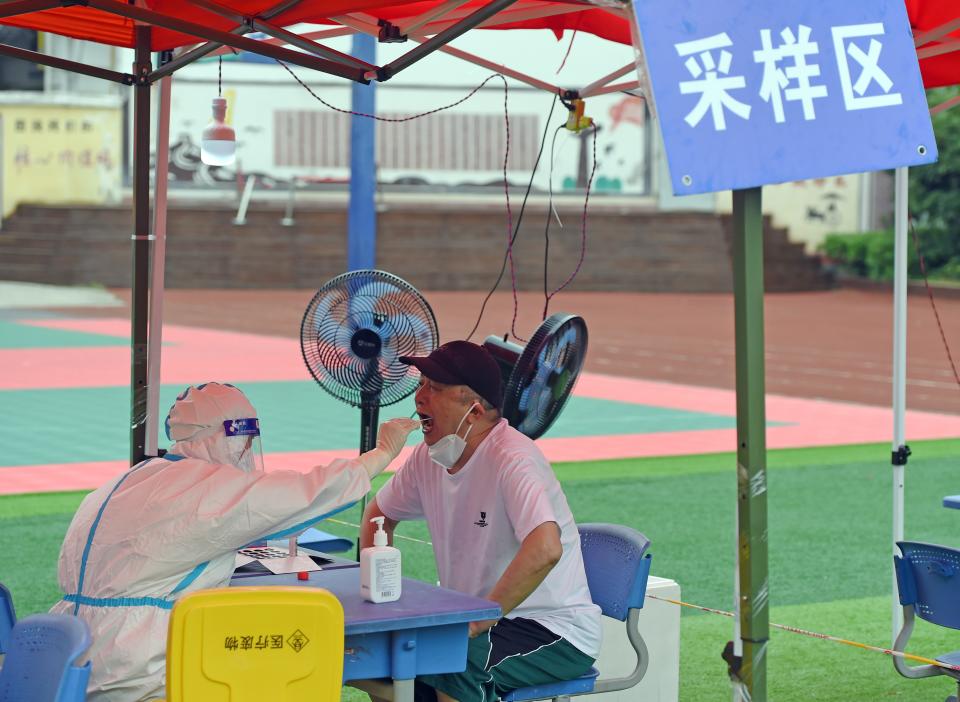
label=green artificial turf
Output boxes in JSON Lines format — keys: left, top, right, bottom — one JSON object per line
{"left": 2, "top": 438, "right": 958, "bottom": 701}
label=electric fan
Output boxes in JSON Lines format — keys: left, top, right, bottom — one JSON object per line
{"left": 300, "top": 269, "right": 439, "bottom": 455}
{"left": 483, "top": 313, "right": 588, "bottom": 440}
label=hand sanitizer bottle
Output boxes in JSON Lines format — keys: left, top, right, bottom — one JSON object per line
{"left": 361, "top": 516, "right": 401, "bottom": 603}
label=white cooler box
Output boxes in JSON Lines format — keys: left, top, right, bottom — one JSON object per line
{"left": 582, "top": 576, "right": 680, "bottom": 702}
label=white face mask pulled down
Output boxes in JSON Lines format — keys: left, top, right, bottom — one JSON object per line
{"left": 428, "top": 404, "right": 478, "bottom": 470}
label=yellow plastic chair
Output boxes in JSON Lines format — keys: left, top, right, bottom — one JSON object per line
{"left": 165, "top": 586, "right": 344, "bottom": 702}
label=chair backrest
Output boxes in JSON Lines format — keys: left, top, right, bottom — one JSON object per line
{"left": 895, "top": 541, "right": 960, "bottom": 630}
{"left": 0, "top": 613, "right": 92, "bottom": 702}
{"left": 579, "top": 523, "right": 652, "bottom": 621}
{"left": 166, "top": 586, "right": 344, "bottom": 702}
{"left": 0, "top": 584, "right": 15, "bottom": 656}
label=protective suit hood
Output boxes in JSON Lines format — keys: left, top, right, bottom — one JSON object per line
{"left": 165, "top": 383, "right": 261, "bottom": 472}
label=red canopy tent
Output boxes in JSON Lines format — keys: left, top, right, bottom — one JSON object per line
{"left": 0, "top": 4, "right": 956, "bottom": 700}
{"left": 0, "top": 0, "right": 642, "bottom": 463}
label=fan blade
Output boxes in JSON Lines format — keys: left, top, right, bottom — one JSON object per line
{"left": 306, "top": 291, "right": 338, "bottom": 326}
{"left": 301, "top": 269, "right": 439, "bottom": 409}
{"left": 378, "top": 312, "right": 436, "bottom": 353}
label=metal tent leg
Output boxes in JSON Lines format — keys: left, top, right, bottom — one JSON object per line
{"left": 732, "top": 187, "right": 769, "bottom": 702}
{"left": 145, "top": 72, "right": 172, "bottom": 458}
{"left": 130, "top": 27, "right": 152, "bottom": 465}
{"left": 891, "top": 165, "right": 909, "bottom": 643}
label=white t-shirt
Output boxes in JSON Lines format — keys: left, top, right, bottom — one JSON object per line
{"left": 376, "top": 419, "right": 602, "bottom": 658}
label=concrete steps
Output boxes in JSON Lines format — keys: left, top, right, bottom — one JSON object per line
{"left": 0, "top": 202, "right": 832, "bottom": 292}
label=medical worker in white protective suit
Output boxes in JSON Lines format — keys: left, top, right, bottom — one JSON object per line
{"left": 49, "top": 382, "right": 418, "bottom": 702}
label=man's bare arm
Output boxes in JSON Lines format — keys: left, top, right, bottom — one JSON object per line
{"left": 359, "top": 497, "right": 399, "bottom": 549}
{"left": 471, "top": 521, "right": 562, "bottom": 636}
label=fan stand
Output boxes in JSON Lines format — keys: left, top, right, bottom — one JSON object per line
{"left": 359, "top": 392, "right": 381, "bottom": 455}
{"left": 300, "top": 269, "right": 440, "bottom": 558}
{"left": 357, "top": 392, "right": 380, "bottom": 558}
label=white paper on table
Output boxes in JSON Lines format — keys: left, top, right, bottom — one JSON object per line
{"left": 234, "top": 553, "right": 256, "bottom": 568}
{"left": 262, "top": 555, "right": 323, "bottom": 575}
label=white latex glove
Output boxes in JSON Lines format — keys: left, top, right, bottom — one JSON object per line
{"left": 358, "top": 417, "right": 420, "bottom": 478}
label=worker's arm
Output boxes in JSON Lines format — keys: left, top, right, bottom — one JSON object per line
{"left": 360, "top": 497, "right": 400, "bottom": 548}
{"left": 160, "top": 419, "right": 418, "bottom": 561}
{"left": 470, "top": 521, "right": 562, "bottom": 637}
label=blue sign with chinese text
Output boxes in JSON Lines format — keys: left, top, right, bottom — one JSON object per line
{"left": 632, "top": 0, "right": 937, "bottom": 195}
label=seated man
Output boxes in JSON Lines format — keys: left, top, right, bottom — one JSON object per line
{"left": 50, "top": 382, "right": 418, "bottom": 702}
{"left": 361, "top": 342, "right": 601, "bottom": 702}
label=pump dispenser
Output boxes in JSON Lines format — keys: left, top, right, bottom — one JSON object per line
{"left": 360, "top": 516, "right": 401, "bottom": 603}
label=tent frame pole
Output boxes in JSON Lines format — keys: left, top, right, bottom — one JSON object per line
{"left": 398, "top": 0, "right": 470, "bottom": 34}
{"left": 891, "top": 166, "right": 909, "bottom": 643}
{"left": 0, "top": 41, "right": 132, "bottom": 83}
{"left": 917, "top": 38, "right": 960, "bottom": 60}
{"left": 579, "top": 62, "right": 635, "bottom": 96}
{"left": 145, "top": 68, "right": 173, "bottom": 457}
{"left": 732, "top": 186, "right": 769, "bottom": 702}
{"left": 150, "top": 0, "right": 302, "bottom": 79}
{"left": 914, "top": 18, "right": 960, "bottom": 49}
{"left": 0, "top": 0, "right": 58, "bottom": 19}
{"left": 130, "top": 26, "right": 153, "bottom": 466}
{"left": 375, "top": 0, "right": 519, "bottom": 81}
{"left": 85, "top": 0, "right": 369, "bottom": 82}
{"left": 396, "top": 1, "right": 595, "bottom": 35}
{"left": 183, "top": 0, "right": 376, "bottom": 70}
{"left": 580, "top": 80, "right": 640, "bottom": 97}
{"left": 409, "top": 36, "right": 562, "bottom": 93}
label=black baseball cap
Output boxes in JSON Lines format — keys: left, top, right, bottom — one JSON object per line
{"left": 400, "top": 340, "right": 503, "bottom": 410}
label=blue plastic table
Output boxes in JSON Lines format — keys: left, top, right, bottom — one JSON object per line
{"left": 231, "top": 565, "right": 500, "bottom": 701}
{"left": 944, "top": 495, "right": 960, "bottom": 509}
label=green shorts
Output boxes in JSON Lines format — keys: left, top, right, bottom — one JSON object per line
{"left": 415, "top": 617, "right": 595, "bottom": 702}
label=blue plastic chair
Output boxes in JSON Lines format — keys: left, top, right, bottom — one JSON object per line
{"left": 0, "top": 613, "right": 91, "bottom": 702}
{"left": 501, "top": 523, "right": 652, "bottom": 702}
{"left": 0, "top": 584, "right": 15, "bottom": 659}
{"left": 893, "top": 541, "right": 960, "bottom": 702}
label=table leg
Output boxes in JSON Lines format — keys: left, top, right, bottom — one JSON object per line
{"left": 348, "top": 678, "right": 416, "bottom": 702}
{"left": 393, "top": 678, "right": 415, "bottom": 702}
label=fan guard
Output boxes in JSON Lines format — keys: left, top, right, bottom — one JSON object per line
{"left": 483, "top": 313, "right": 588, "bottom": 440}
{"left": 300, "top": 270, "right": 439, "bottom": 409}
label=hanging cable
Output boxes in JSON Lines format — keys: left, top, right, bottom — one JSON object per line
{"left": 542, "top": 124, "right": 565, "bottom": 308}
{"left": 277, "top": 61, "right": 507, "bottom": 124}
{"left": 555, "top": 29, "right": 578, "bottom": 74}
{"left": 909, "top": 219, "right": 960, "bottom": 390}
{"left": 543, "top": 122, "right": 597, "bottom": 319}
{"left": 218, "top": 55, "right": 222, "bottom": 96}
{"left": 280, "top": 61, "right": 534, "bottom": 341}
{"left": 500, "top": 78, "right": 520, "bottom": 342}
{"left": 465, "top": 94, "right": 560, "bottom": 343}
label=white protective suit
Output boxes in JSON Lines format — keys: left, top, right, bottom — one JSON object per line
{"left": 50, "top": 382, "right": 415, "bottom": 702}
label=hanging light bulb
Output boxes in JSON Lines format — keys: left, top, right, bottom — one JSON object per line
{"left": 200, "top": 96, "right": 236, "bottom": 166}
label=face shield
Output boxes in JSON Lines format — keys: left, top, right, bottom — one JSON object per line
{"left": 223, "top": 417, "right": 264, "bottom": 473}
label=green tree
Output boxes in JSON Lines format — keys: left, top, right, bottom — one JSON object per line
{"left": 908, "top": 87, "right": 960, "bottom": 279}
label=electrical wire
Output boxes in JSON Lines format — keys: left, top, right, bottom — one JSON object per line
{"left": 555, "top": 29, "right": 578, "bottom": 74}
{"left": 909, "top": 219, "right": 960, "bottom": 390}
{"left": 277, "top": 61, "right": 507, "bottom": 124}
{"left": 543, "top": 122, "right": 597, "bottom": 319}
{"left": 279, "top": 60, "right": 596, "bottom": 340}
{"left": 464, "top": 94, "right": 560, "bottom": 343}
{"left": 542, "top": 124, "right": 565, "bottom": 308}
{"left": 280, "top": 61, "right": 534, "bottom": 341}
